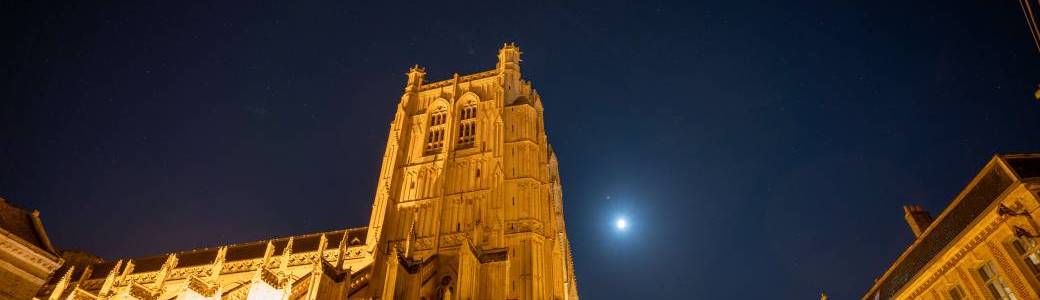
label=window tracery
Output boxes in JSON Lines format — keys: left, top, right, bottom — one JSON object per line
{"left": 425, "top": 107, "right": 447, "bottom": 152}
{"left": 457, "top": 104, "right": 477, "bottom": 148}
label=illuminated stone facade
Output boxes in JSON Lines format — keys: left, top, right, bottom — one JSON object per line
{"left": 864, "top": 154, "right": 1040, "bottom": 300}
{"left": 38, "top": 230, "right": 371, "bottom": 300}
{"left": 364, "top": 43, "right": 579, "bottom": 300}
{"left": 31, "top": 43, "right": 579, "bottom": 300}
{"left": 0, "top": 197, "right": 62, "bottom": 300}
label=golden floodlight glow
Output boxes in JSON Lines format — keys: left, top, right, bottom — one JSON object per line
{"left": 30, "top": 43, "right": 581, "bottom": 300}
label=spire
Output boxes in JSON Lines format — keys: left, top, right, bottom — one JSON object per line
{"left": 210, "top": 246, "right": 227, "bottom": 281}
{"left": 261, "top": 240, "right": 276, "bottom": 267}
{"left": 379, "top": 250, "right": 400, "bottom": 299}
{"left": 317, "top": 234, "right": 329, "bottom": 257}
{"left": 75, "top": 264, "right": 93, "bottom": 288}
{"left": 404, "top": 216, "right": 417, "bottom": 258}
{"left": 336, "top": 231, "right": 349, "bottom": 270}
{"left": 301, "top": 234, "right": 331, "bottom": 300}
{"left": 280, "top": 237, "right": 295, "bottom": 276}
{"left": 99, "top": 260, "right": 122, "bottom": 296}
{"left": 312, "top": 234, "right": 329, "bottom": 274}
{"left": 49, "top": 266, "right": 74, "bottom": 300}
{"left": 118, "top": 259, "right": 135, "bottom": 289}
{"left": 253, "top": 240, "right": 276, "bottom": 282}
{"left": 154, "top": 254, "right": 179, "bottom": 289}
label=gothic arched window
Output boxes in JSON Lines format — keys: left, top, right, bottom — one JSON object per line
{"left": 425, "top": 107, "right": 447, "bottom": 152}
{"left": 457, "top": 103, "right": 477, "bottom": 148}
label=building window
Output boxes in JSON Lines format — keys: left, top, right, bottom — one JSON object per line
{"left": 948, "top": 286, "right": 966, "bottom": 300}
{"left": 426, "top": 108, "right": 447, "bottom": 152}
{"left": 1011, "top": 238, "right": 1040, "bottom": 281}
{"left": 978, "top": 261, "right": 1019, "bottom": 300}
{"left": 457, "top": 104, "right": 477, "bottom": 148}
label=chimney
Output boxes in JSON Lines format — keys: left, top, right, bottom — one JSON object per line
{"left": 903, "top": 204, "right": 934, "bottom": 238}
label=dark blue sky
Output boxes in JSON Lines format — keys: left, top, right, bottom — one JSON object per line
{"left": 3, "top": 1, "right": 1040, "bottom": 298}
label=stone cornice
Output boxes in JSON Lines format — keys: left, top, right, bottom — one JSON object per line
{"left": 0, "top": 228, "right": 62, "bottom": 275}
{"left": 419, "top": 69, "right": 498, "bottom": 92}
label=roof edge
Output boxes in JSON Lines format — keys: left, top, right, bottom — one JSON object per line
{"left": 861, "top": 154, "right": 1016, "bottom": 299}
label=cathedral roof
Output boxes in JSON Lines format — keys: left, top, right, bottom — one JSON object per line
{"left": 48, "top": 227, "right": 367, "bottom": 283}
{"left": 863, "top": 153, "right": 1040, "bottom": 300}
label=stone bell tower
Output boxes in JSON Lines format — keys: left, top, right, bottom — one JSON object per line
{"left": 363, "top": 43, "right": 579, "bottom": 300}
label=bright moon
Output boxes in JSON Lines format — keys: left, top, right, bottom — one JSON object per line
{"left": 615, "top": 218, "right": 628, "bottom": 230}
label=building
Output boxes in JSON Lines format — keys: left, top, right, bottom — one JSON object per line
{"left": 863, "top": 154, "right": 1040, "bottom": 300}
{"left": 0, "top": 197, "right": 62, "bottom": 299}
{"left": 30, "top": 43, "right": 580, "bottom": 300}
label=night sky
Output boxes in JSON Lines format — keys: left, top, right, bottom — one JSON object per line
{"left": 3, "top": 1, "right": 1040, "bottom": 299}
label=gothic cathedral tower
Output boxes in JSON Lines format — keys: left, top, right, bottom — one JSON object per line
{"left": 363, "top": 44, "right": 579, "bottom": 300}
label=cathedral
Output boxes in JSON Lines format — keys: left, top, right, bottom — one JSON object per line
{"left": 5, "top": 43, "right": 580, "bottom": 300}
